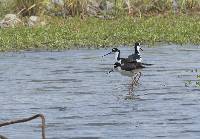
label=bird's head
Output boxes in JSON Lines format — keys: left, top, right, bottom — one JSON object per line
{"left": 103, "top": 48, "right": 120, "bottom": 57}
{"left": 112, "top": 48, "right": 119, "bottom": 52}
{"left": 135, "top": 42, "right": 143, "bottom": 53}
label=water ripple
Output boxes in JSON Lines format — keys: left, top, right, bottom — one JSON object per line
{"left": 1, "top": 46, "right": 200, "bottom": 139}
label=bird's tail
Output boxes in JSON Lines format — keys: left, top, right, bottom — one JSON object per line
{"left": 141, "top": 63, "right": 154, "bottom": 66}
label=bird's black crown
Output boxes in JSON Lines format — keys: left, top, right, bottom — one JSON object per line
{"left": 135, "top": 42, "right": 140, "bottom": 46}
{"left": 112, "top": 48, "right": 119, "bottom": 52}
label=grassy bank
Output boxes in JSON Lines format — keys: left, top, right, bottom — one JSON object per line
{"left": 0, "top": 14, "right": 200, "bottom": 51}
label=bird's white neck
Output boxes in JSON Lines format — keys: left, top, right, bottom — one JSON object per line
{"left": 114, "top": 51, "right": 120, "bottom": 62}
{"left": 136, "top": 46, "right": 141, "bottom": 55}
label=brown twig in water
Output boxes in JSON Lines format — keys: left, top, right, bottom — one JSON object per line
{"left": 0, "top": 114, "right": 46, "bottom": 139}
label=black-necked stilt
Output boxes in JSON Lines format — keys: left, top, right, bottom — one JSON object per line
{"left": 109, "top": 62, "right": 143, "bottom": 95}
{"left": 103, "top": 42, "right": 143, "bottom": 64}
{"left": 103, "top": 48, "right": 121, "bottom": 62}
{"left": 109, "top": 62, "right": 144, "bottom": 76}
{"left": 127, "top": 42, "right": 143, "bottom": 63}
{"left": 103, "top": 48, "right": 134, "bottom": 64}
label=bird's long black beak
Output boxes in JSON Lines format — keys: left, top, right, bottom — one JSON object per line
{"left": 102, "top": 52, "right": 112, "bottom": 58}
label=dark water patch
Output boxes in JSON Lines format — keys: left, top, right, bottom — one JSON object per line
{"left": 73, "top": 91, "right": 94, "bottom": 95}
{"left": 50, "top": 69, "right": 70, "bottom": 74}
{"left": 181, "top": 103, "right": 198, "bottom": 106}
{"left": 29, "top": 79, "right": 82, "bottom": 83}
{"left": 107, "top": 106, "right": 122, "bottom": 109}
{"left": 142, "top": 87, "right": 173, "bottom": 92}
{"left": 31, "top": 67, "right": 50, "bottom": 70}
{"left": 143, "top": 74, "right": 160, "bottom": 77}
{"left": 44, "top": 57, "right": 58, "bottom": 61}
{"left": 155, "top": 135, "right": 167, "bottom": 138}
{"left": 58, "top": 116, "right": 82, "bottom": 120}
{"left": 144, "top": 92, "right": 182, "bottom": 96}
{"left": 132, "top": 98, "right": 156, "bottom": 101}
{"left": 47, "top": 107, "right": 67, "bottom": 111}
{"left": 154, "top": 68, "right": 191, "bottom": 72}
{"left": 136, "top": 109, "right": 159, "bottom": 112}
{"left": 84, "top": 122, "right": 125, "bottom": 126}
{"left": 29, "top": 107, "right": 41, "bottom": 110}
{"left": 179, "top": 49, "right": 200, "bottom": 52}
{"left": 62, "top": 127, "right": 76, "bottom": 130}
{"left": 35, "top": 88, "right": 57, "bottom": 92}
{"left": 82, "top": 56, "right": 101, "bottom": 60}
{"left": 61, "top": 91, "right": 91, "bottom": 95}
{"left": 99, "top": 63, "right": 112, "bottom": 66}
{"left": 48, "top": 136, "right": 62, "bottom": 139}
{"left": 98, "top": 67, "right": 112, "bottom": 71}
{"left": 44, "top": 86, "right": 66, "bottom": 90}
{"left": 72, "top": 70, "right": 104, "bottom": 74}
{"left": 87, "top": 104, "right": 97, "bottom": 107}
{"left": 167, "top": 122, "right": 194, "bottom": 125}
{"left": 97, "top": 113, "right": 127, "bottom": 117}
{"left": 181, "top": 130, "right": 200, "bottom": 133}
{"left": 167, "top": 118, "right": 192, "bottom": 121}
{"left": 192, "top": 89, "right": 200, "bottom": 91}
{"left": 162, "top": 98, "right": 182, "bottom": 101}
{"left": 63, "top": 66, "right": 74, "bottom": 69}
{"left": 46, "top": 122, "right": 64, "bottom": 128}
{"left": 155, "top": 122, "right": 165, "bottom": 125}
{"left": 116, "top": 110, "right": 135, "bottom": 114}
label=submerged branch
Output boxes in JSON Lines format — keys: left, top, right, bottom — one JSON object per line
{"left": 0, "top": 114, "right": 46, "bottom": 139}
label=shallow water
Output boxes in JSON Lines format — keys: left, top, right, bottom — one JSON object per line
{"left": 0, "top": 45, "right": 200, "bottom": 139}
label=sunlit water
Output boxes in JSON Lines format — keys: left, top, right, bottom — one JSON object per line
{"left": 0, "top": 45, "right": 200, "bottom": 139}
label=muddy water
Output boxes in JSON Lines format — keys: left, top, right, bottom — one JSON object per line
{"left": 0, "top": 45, "right": 200, "bottom": 139}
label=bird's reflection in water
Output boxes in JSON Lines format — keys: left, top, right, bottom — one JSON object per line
{"left": 129, "top": 71, "right": 141, "bottom": 94}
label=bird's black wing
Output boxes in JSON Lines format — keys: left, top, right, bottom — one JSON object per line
{"left": 127, "top": 54, "right": 141, "bottom": 62}
{"left": 121, "top": 62, "right": 145, "bottom": 71}
{"left": 121, "top": 58, "right": 137, "bottom": 64}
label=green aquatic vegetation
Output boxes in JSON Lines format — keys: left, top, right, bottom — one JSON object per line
{"left": 184, "top": 69, "right": 200, "bottom": 88}
{"left": 0, "top": 15, "right": 200, "bottom": 51}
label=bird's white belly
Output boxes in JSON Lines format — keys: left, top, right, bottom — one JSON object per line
{"left": 115, "top": 67, "right": 142, "bottom": 77}
{"left": 119, "top": 70, "right": 135, "bottom": 77}
{"left": 115, "top": 68, "right": 136, "bottom": 77}
{"left": 136, "top": 58, "right": 142, "bottom": 63}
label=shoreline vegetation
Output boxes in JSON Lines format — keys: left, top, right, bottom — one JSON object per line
{"left": 0, "top": 15, "right": 200, "bottom": 51}
{"left": 0, "top": 0, "right": 200, "bottom": 51}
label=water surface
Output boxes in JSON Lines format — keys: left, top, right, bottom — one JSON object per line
{"left": 0, "top": 45, "right": 200, "bottom": 139}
